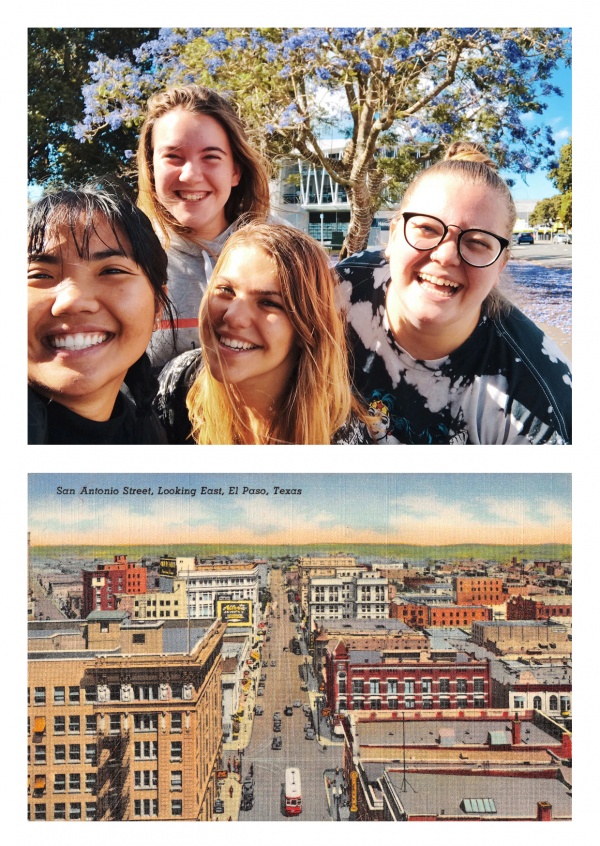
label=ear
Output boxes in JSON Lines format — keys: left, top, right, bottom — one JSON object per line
{"left": 231, "top": 160, "right": 242, "bottom": 188}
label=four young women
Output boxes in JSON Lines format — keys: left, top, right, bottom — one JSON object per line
{"left": 27, "top": 86, "right": 572, "bottom": 445}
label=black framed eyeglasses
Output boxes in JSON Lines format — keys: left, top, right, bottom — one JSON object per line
{"left": 402, "top": 212, "right": 509, "bottom": 268}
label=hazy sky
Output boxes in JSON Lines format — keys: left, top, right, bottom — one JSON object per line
{"left": 28, "top": 474, "right": 571, "bottom": 547}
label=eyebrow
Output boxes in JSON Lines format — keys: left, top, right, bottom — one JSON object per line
{"left": 215, "top": 277, "right": 283, "bottom": 298}
{"left": 158, "top": 144, "right": 228, "bottom": 155}
{"left": 28, "top": 248, "right": 130, "bottom": 263}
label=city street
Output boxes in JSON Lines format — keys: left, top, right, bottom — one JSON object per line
{"left": 232, "top": 569, "right": 344, "bottom": 821}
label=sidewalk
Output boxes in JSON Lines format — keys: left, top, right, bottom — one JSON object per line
{"left": 323, "top": 767, "right": 351, "bottom": 821}
{"left": 212, "top": 771, "right": 242, "bottom": 822}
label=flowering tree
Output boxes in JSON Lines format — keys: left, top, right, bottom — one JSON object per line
{"left": 75, "top": 27, "right": 570, "bottom": 258}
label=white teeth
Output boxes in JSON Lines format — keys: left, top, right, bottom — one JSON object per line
{"left": 219, "top": 336, "right": 258, "bottom": 351}
{"left": 49, "top": 332, "right": 109, "bottom": 351}
{"left": 419, "top": 273, "right": 460, "bottom": 289}
{"left": 179, "top": 192, "right": 209, "bottom": 201}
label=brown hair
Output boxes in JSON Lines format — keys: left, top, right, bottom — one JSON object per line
{"left": 187, "top": 223, "right": 361, "bottom": 444}
{"left": 137, "top": 85, "right": 271, "bottom": 245}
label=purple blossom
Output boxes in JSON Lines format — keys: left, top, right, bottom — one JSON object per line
{"left": 316, "top": 67, "right": 332, "bottom": 81}
{"left": 355, "top": 61, "right": 371, "bottom": 74}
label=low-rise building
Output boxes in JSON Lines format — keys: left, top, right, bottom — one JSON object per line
{"left": 507, "top": 595, "right": 572, "bottom": 621}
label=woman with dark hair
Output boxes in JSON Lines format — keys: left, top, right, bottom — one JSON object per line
{"left": 137, "top": 85, "right": 272, "bottom": 368}
{"left": 337, "top": 141, "right": 572, "bottom": 444}
{"left": 28, "top": 185, "right": 174, "bottom": 444}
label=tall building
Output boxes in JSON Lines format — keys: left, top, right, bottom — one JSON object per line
{"left": 82, "top": 556, "right": 147, "bottom": 616}
{"left": 308, "top": 572, "right": 389, "bottom": 631}
{"left": 28, "top": 612, "right": 225, "bottom": 821}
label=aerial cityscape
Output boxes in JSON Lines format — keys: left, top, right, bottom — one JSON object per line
{"left": 27, "top": 473, "right": 572, "bottom": 822}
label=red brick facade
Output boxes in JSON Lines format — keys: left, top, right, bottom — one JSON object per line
{"left": 82, "top": 558, "right": 147, "bottom": 616}
{"left": 391, "top": 601, "right": 492, "bottom": 628}
{"left": 506, "top": 595, "right": 572, "bottom": 620}
{"left": 454, "top": 577, "right": 505, "bottom": 605}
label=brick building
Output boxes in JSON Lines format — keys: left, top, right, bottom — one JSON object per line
{"left": 28, "top": 612, "right": 225, "bottom": 821}
{"left": 82, "top": 556, "right": 147, "bottom": 616}
{"left": 453, "top": 577, "right": 506, "bottom": 606}
{"left": 506, "top": 595, "right": 572, "bottom": 621}
{"left": 391, "top": 600, "right": 492, "bottom": 628}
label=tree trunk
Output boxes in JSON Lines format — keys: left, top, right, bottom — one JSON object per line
{"left": 337, "top": 172, "right": 380, "bottom": 262}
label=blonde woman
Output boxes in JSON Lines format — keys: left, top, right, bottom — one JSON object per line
{"left": 137, "top": 85, "right": 271, "bottom": 368}
{"left": 155, "top": 223, "right": 369, "bottom": 444}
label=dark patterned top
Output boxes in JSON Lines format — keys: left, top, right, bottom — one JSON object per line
{"left": 336, "top": 249, "right": 572, "bottom": 445}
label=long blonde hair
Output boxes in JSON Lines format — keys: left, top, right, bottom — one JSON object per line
{"left": 187, "top": 223, "right": 358, "bottom": 444}
{"left": 137, "top": 85, "right": 270, "bottom": 246}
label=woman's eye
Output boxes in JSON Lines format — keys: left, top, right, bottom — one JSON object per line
{"left": 261, "top": 299, "right": 284, "bottom": 310}
{"left": 99, "top": 266, "right": 129, "bottom": 276}
{"left": 27, "top": 269, "right": 54, "bottom": 283}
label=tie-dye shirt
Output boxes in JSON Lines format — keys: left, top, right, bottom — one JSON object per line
{"left": 337, "top": 250, "right": 572, "bottom": 445}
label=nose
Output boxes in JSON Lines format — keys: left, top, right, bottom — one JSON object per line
{"left": 222, "top": 296, "right": 252, "bottom": 327}
{"left": 51, "top": 279, "right": 100, "bottom": 316}
{"left": 429, "top": 227, "right": 462, "bottom": 266}
{"left": 179, "top": 158, "right": 204, "bottom": 183}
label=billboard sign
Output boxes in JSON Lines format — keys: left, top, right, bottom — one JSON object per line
{"left": 217, "top": 599, "right": 253, "bottom": 626}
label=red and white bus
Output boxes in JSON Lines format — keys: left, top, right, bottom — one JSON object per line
{"left": 285, "top": 767, "right": 302, "bottom": 816}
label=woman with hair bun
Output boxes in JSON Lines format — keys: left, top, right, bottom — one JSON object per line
{"left": 336, "top": 141, "right": 572, "bottom": 444}
{"left": 137, "top": 84, "right": 271, "bottom": 368}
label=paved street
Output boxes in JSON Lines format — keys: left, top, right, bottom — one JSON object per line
{"left": 509, "top": 240, "right": 572, "bottom": 265}
{"left": 219, "top": 569, "right": 345, "bottom": 821}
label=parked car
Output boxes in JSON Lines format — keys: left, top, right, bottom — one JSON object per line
{"left": 254, "top": 705, "right": 263, "bottom": 716}
{"left": 214, "top": 799, "right": 225, "bottom": 814}
{"left": 517, "top": 232, "right": 534, "bottom": 245}
{"left": 304, "top": 727, "right": 315, "bottom": 740}
{"left": 240, "top": 795, "right": 253, "bottom": 811}
{"left": 262, "top": 661, "right": 267, "bottom": 667}
{"left": 270, "top": 660, "right": 276, "bottom": 667}
{"left": 272, "top": 736, "right": 283, "bottom": 749}
{"left": 273, "top": 711, "right": 281, "bottom": 720}
{"left": 273, "top": 720, "right": 282, "bottom": 732}
{"left": 302, "top": 704, "right": 311, "bottom": 717}
{"left": 284, "top": 705, "right": 293, "bottom": 716}
{"left": 293, "top": 700, "right": 302, "bottom": 708}
{"left": 553, "top": 232, "right": 571, "bottom": 244}
{"left": 257, "top": 687, "right": 264, "bottom": 696}
{"left": 260, "top": 674, "right": 267, "bottom": 681}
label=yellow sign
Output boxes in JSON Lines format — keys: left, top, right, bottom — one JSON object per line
{"left": 216, "top": 599, "right": 253, "bottom": 626}
{"left": 350, "top": 770, "right": 358, "bottom": 813}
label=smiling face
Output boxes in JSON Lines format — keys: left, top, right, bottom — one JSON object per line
{"left": 152, "top": 108, "right": 241, "bottom": 241}
{"left": 28, "top": 217, "right": 158, "bottom": 421}
{"left": 202, "top": 244, "right": 299, "bottom": 408}
{"left": 386, "top": 174, "right": 510, "bottom": 357}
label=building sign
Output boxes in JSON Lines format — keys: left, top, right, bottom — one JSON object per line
{"left": 217, "top": 599, "right": 253, "bottom": 626}
{"left": 159, "top": 557, "right": 177, "bottom": 577}
{"left": 350, "top": 770, "right": 358, "bottom": 813}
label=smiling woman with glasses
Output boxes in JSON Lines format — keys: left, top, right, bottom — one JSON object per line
{"left": 336, "top": 141, "right": 572, "bottom": 444}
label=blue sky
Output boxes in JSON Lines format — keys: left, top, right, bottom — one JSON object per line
{"left": 29, "top": 473, "right": 571, "bottom": 547}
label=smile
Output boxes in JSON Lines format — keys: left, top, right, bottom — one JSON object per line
{"left": 47, "top": 332, "right": 110, "bottom": 351}
{"left": 219, "top": 335, "right": 260, "bottom": 351}
{"left": 417, "top": 272, "right": 462, "bottom": 294}
{"left": 177, "top": 191, "right": 210, "bottom": 201}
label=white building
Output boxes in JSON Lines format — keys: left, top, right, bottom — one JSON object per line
{"left": 308, "top": 571, "right": 389, "bottom": 631}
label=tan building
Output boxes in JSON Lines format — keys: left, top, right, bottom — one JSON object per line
{"left": 28, "top": 611, "right": 225, "bottom": 821}
{"left": 130, "top": 579, "right": 188, "bottom": 620}
{"left": 297, "top": 555, "right": 366, "bottom": 613}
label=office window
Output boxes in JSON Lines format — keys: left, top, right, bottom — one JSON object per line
{"left": 134, "top": 741, "right": 158, "bottom": 760}
{"left": 54, "top": 803, "right": 66, "bottom": 820}
{"left": 440, "top": 697, "right": 451, "bottom": 709}
{"left": 68, "top": 744, "right": 81, "bottom": 763}
{"left": 421, "top": 678, "right": 432, "bottom": 694}
{"left": 34, "top": 804, "right": 47, "bottom": 820}
{"left": 54, "top": 716, "right": 65, "bottom": 735}
{"left": 369, "top": 679, "right": 380, "bottom": 695}
{"left": 170, "top": 771, "right": 182, "bottom": 791}
{"left": 457, "top": 678, "right": 468, "bottom": 693}
{"left": 54, "top": 773, "right": 66, "bottom": 793}
{"left": 69, "top": 773, "right": 81, "bottom": 793}
{"left": 134, "top": 713, "right": 157, "bottom": 732}
{"left": 135, "top": 770, "right": 158, "bottom": 789}
{"left": 34, "top": 687, "right": 46, "bottom": 705}
{"left": 69, "top": 686, "right": 80, "bottom": 704}
{"left": 474, "top": 696, "right": 485, "bottom": 708}
{"left": 171, "top": 713, "right": 182, "bottom": 733}
{"left": 54, "top": 744, "right": 66, "bottom": 763}
{"left": 68, "top": 715, "right": 80, "bottom": 735}
{"left": 134, "top": 798, "right": 158, "bottom": 817}
{"left": 473, "top": 678, "right": 485, "bottom": 693}
{"left": 109, "top": 714, "right": 120, "bottom": 734}
{"left": 34, "top": 745, "right": 46, "bottom": 764}
{"left": 85, "top": 802, "right": 97, "bottom": 821}
{"left": 404, "top": 679, "right": 415, "bottom": 694}
{"left": 439, "top": 678, "right": 450, "bottom": 693}
{"left": 84, "top": 686, "right": 97, "bottom": 703}
{"left": 85, "top": 744, "right": 97, "bottom": 765}
{"left": 53, "top": 687, "right": 65, "bottom": 704}
{"left": 85, "top": 773, "right": 97, "bottom": 793}
{"left": 514, "top": 696, "right": 525, "bottom": 709}
{"left": 405, "top": 698, "right": 415, "bottom": 709}
{"left": 69, "top": 802, "right": 81, "bottom": 820}
{"left": 170, "top": 741, "right": 182, "bottom": 762}
{"left": 85, "top": 715, "right": 97, "bottom": 734}
{"left": 171, "top": 799, "right": 183, "bottom": 816}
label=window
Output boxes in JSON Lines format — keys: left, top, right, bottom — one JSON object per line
{"left": 69, "top": 802, "right": 81, "bottom": 820}
{"left": 170, "top": 771, "right": 182, "bottom": 791}
{"left": 337, "top": 673, "right": 347, "bottom": 695}
{"left": 54, "top": 716, "right": 65, "bottom": 735}
{"left": 422, "top": 698, "right": 433, "bottom": 709}
{"left": 69, "top": 773, "right": 81, "bottom": 793}
{"left": 369, "top": 679, "right": 380, "bottom": 695}
{"left": 474, "top": 696, "right": 485, "bottom": 708}
{"left": 34, "top": 687, "right": 46, "bottom": 705}
{"left": 85, "top": 686, "right": 97, "bottom": 703}
{"left": 387, "top": 697, "right": 398, "bottom": 709}
{"left": 404, "top": 679, "right": 415, "bottom": 694}
{"left": 473, "top": 678, "right": 484, "bottom": 693}
{"left": 54, "top": 773, "right": 66, "bottom": 793}
{"left": 54, "top": 744, "right": 66, "bottom": 763}
{"left": 560, "top": 696, "right": 570, "bottom": 712}
{"left": 69, "top": 715, "right": 80, "bottom": 734}
{"left": 134, "top": 713, "right": 157, "bottom": 732}
{"left": 54, "top": 803, "right": 66, "bottom": 820}
{"left": 134, "top": 741, "right": 158, "bottom": 760}
{"left": 34, "top": 804, "right": 47, "bottom": 820}
{"left": 85, "top": 773, "right": 97, "bottom": 793}
{"left": 405, "top": 698, "right": 415, "bottom": 709}
{"left": 134, "top": 798, "right": 158, "bottom": 817}
{"left": 457, "top": 678, "right": 468, "bottom": 693}
{"left": 69, "top": 686, "right": 80, "bottom": 704}
{"left": 439, "top": 678, "right": 450, "bottom": 693}
{"left": 53, "top": 687, "right": 65, "bottom": 704}
{"left": 34, "top": 745, "right": 46, "bottom": 764}
{"left": 109, "top": 714, "right": 121, "bottom": 734}
{"left": 387, "top": 679, "right": 398, "bottom": 695}
{"left": 69, "top": 744, "right": 81, "bottom": 763}
{"left": 440, "top": 697, "right": 450, "bottom": 710}
{"left": 109, "top": 684, "right": 121, "bottom": 701}
{"left": 549, "top": 695, "right": 558, "bottom": 711}
{"left": 135, "top": 770, "right": 158, "bottom": 789}
{"left": 85, "top": 715, "right": 97, "bottom": 734}
{"left": 85, "top": 802, "right": 97, "bottom": 821}
{"left": 133, "top": 633, "right": 146, "bottom": 644}
{"left": 136, "top": 684, "right": 159, "bottom": 701}
{"left": 421, "top": 678, "right": 432, "bottom": 694}
{"left": 513, "top": 696, "right": 525, "bottom": 709}
{"left": 85, "top": 744, "right": 97, "bottom": 765}
{"left": 170, "top": 741, "right": 182, "bottom": 762}
{"left": 171, "top": 713, "right": 182, "bottom": 733}
{"left": 352, "top": 679, "right": 364, "bottom": 695}
{"left": 171, "top": 799, "right": 183, "bottom": 817}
